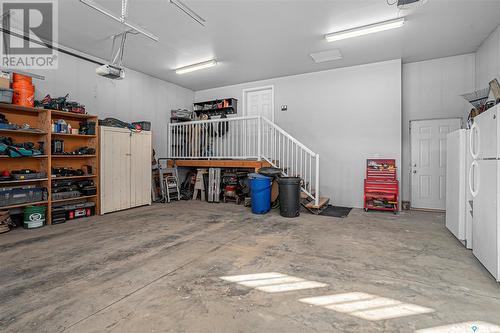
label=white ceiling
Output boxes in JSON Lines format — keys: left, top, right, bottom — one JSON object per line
{"left": 58, "top": 0, "right": 500, "bottom": 91}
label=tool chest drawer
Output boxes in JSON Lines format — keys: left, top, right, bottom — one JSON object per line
{"left": 364, "top": 159, "right": 399, "bottom": 213}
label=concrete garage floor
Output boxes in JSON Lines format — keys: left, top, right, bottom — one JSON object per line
{"left": 1, "top": 202, "right": 500, "bottom": 333}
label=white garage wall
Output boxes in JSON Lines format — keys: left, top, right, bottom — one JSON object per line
{"left": 195, "top": 59, "right": 402, "bottom": 208}
{"left": 476, "top": 24, "right": 500, "bottom": 89}
{"left": 401, "top": 54, "right": 476, "bottom": 202}
{"left": 30, "top": 50, "right": 194, "bottom": 158}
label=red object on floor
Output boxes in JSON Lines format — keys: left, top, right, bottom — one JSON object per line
{"left": 363, "top": 159, "right": 399, "bottom": 213}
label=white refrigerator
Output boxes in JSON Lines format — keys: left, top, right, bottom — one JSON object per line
{"left": 446, "top": 129, "right": 473, "bottom": 248}
{"left": 469, "top": 104, "right": 500, "bottom": 282}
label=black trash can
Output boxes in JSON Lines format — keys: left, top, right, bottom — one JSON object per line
{"left": 278, "top": 177, "right": 301, "bottom": 218}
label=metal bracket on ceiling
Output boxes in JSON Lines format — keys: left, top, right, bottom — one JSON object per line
{"left": 110, "top": 31, "right": 128, "bottom": 68}
{"left": 170, "top": 0, "right": 206, "bottom": 26}
{"left": 79, "top": 0, "right": 159, "bottom": 42}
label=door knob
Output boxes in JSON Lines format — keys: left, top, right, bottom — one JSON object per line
{"left": 413, "top": 170, "right": 417, "bottom": 174}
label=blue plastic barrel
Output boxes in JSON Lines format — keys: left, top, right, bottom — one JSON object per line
{"left": 248, "top": 173, "right": 272, "bottom": 214}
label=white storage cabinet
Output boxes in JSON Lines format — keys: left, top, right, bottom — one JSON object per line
{"left": 100, "top": 126, "right": 152, "bottom": 214}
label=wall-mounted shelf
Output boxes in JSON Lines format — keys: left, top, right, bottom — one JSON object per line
{"left": 1, "top": 201, "right": 48, "bottom": 210}
{"left": 51, "top": 133, "right": 96, "bottom": 138}
{"left": 51, "top": 175, "right": 97, "bottom": 180}
{"left": 51, "top": 195, "right": 97, "bottom": 204}
{"left": 0, "top": 155, "right": 48, "bottom": 159}
{"left": 0, "top": 178, "right": 48, "bottom": 185}
{"left": 193, "top": 98, "right": 237, "bottom": 116}
{"left": 50, "top": 110, "right": 96, "bottom": 119}
{"left": 51, "top": 155, "right": 96, "bottom": 158}
{"left": 0, "top": 129, "right": 47, "bottom": 135}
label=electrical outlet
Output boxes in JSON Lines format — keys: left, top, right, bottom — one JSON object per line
{"left": 281, "top": 105, "right": 288, "bottom": 112}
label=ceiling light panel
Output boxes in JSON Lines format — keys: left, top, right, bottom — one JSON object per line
{"left": 176, "top": 60, "right": 217, "bottom": 74}
{"left": 325, "top": 18, "right": 405, "bottom": 42}
{"left": 310, "top": 49, "right": 343, "bottom": 63}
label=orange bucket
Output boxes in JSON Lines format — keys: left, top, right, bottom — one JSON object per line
{"left": 13, "top": 86, "right": 35, "bottom": 107}
{"left": 12, "top": 73, "right": 32, "bottom": 84}
{"left": 12, "top": 81, "right": 34, "bottom": 90}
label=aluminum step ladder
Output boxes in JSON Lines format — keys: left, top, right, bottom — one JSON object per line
{"left": 158, "top": 158, "right": 180, "bottom": 203}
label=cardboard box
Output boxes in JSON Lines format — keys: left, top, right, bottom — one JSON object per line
{"left": 0, "top": 77, "right": 10, "bottom": 89}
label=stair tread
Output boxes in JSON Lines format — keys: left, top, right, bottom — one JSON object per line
{"left": 304, "top": 197, "right": 330, "bottom": 209}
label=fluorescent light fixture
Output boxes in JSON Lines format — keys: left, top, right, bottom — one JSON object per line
{"left": 325, "top": 17, "right": 405, "bottom": 42}
{"left": 310, "top": 49, "right": 343, "bottom": 63}
{"left": 176, "top": 60, "right": 217, "bottom": 74}
{"left": 79, "top": 0, "right": 159, "bottom": 42}
{"left": 170, "top": 0, "right": 206, "bottom": 26}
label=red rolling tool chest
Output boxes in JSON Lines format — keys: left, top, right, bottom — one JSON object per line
{"left": 364, "top": 159, "right": 399, "bottom": 213}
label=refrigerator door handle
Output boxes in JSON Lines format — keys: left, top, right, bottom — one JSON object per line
{"left": 469, "top": 160, "right": 480, "bottom": 198}
{"left": 470, "top": 122, "right": 479, "bottom": 160}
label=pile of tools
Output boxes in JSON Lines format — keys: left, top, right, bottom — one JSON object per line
{"left": 0, "top": 169, "right": 47, "bottom": 182}
{"left": 51, "top": 139, "right": 95, "bottom": 155}
{"left": 0, "top": 113, "right": 44, "bottom": 132}
{"left": 0, "top": 137, "right": 44, "bottom": 157}
{"left": 51, "top": 179, "right": 97, "bottom": 201}
{"left": 36, "top": 94, "right": 86, "bottom": 114}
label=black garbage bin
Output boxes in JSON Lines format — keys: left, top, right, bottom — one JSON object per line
{"left": 278, "top": 177, "right": 301, "bottom": 218}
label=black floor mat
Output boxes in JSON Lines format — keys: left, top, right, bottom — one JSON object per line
{"left": 318, "top": 205, "right": 352, "bottom": 218}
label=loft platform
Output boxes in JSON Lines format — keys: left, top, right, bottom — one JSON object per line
{"left": 167, "top": 159, "right": 272, "bottom": 171}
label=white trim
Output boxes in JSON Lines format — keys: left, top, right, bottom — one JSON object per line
{"left": 242, "top": 85, "right": 275, "bottom": 123}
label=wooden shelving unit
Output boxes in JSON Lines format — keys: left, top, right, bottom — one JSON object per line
{"left": 0, "top": 103, "right": 100, "bottom": 225}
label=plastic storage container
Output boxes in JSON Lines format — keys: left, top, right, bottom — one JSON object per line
{"left": 0, "top": 88, "right": 13, "bottom": 103}
{"left": 23, "top": 205, "right": 46, "bottom": 229}
{"left": 132, "top": 121, "right": 151, "bottom": 131}
{"left": 248, "top": 173, "right": 272, "bottom": 214}
{"left": 0, "top": 187, "right": 47, "bottom": 207}
{"left": 278, "top": 177, "right": 301, "bottom": 218}
{"left": 12, "top": 74, "right": 34, "bottom": 107}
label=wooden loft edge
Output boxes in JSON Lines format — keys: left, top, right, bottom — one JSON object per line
{"left": 168, "top": 159, "right": 272, "bottom": 169}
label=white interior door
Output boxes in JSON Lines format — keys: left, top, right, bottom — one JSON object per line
{"left": 411, "top": 118, "right": 461, "bottom": 210}
{"left": 244, "top": 86, "right": 274, "bottom": 122}
{"left": 243, "top": 86, "right": 274, "bottom": 157}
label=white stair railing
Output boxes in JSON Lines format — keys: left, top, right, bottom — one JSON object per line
{"left": 168, "top": 116, "right": 320, "bottom": 206}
